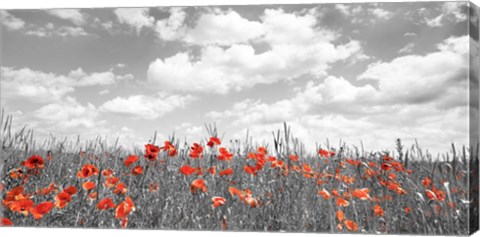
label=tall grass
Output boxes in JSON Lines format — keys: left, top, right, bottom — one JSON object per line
{"left": 0, "top": 110, "right": 477, "bottom": 235}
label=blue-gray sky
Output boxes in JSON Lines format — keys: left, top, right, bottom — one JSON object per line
{"left": 0, "top": 2, "right": 472, "bottom": 155}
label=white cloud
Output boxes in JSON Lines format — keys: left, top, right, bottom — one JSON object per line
{"left": 359, "top": 35, "right": 468, "bottom": 107}
{"left": 45, "top": 9, "right": 86, "bottom": 25}
{"left": 114, "top": 8, "right": 154, "bottom": 33}
{"left": 155, "top": 7, "right": 187, "bottom": 41}
{"left": 100, "top": 94, "right": 195, "bottom": 120}
{"left": 335, "top": 4, "right": 393, "bottom": 24}
{"left": 147, "top": 9, "right": 365, "bottom": 94}
{"left": 441, "top": 2, "right": 467, "bottom": 23}
{"left": 206, "top": 36, "right": 469, "bottom": 154}
{"left": 1, "top": 67, "right": 132, "bottom": 103}
{"left": 34, "top": 96, "right": 101, "bottom": 129}
{"left": 0, "top": 10, "right": 25, "bottom": 31}
{"left": 425, "top": 14, "right": 443, "bottom": 27}
{"left": 183, "top": 9, "right": 266, "bottom": 45}
{"left": 398, "top": 42, "right": 415, "bottom": 54}
{"left": 25, "top": 25, "right": 90, "bottom": 37}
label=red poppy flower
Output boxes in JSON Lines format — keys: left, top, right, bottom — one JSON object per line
{"left": 114, "top": 183, "right": 128, "bottom": 195}
{"left": 207, "top": 137, "right": 221, "bottom": 147}
{"left": 102, "top": 169, "right": 113, "bottom": 177}
{"left": 55, "top": 191, "right": 72, "bottom": 208}
{"left": 211, "top": 196, "right": 226, "bottom": 208}
{"left": 244, "top": 196, "right": 258, "bottom": 208}
{"left": 373, "top": 204, "right": 384, "bottom": 217}
{"left": 190, "top": 179, "right": 208, "bottom": 193}
{"left": 405, "top": 207, "right": 411, "bottom": 213}
{"left": 82, "top": 181, "right": 96, "bottom": 191}
{"left": 63, "top": 186, "right": 78, "bottom": 195}
{"left": 218, "top": 147, "right": 233, "bottom": 161}
{"left": 30, "top": 201, "right": 55, "bottom": 220}
{"left": 23, "top": 155, "right": 45, "bottom": 169}
{"left": 345, "top": 220, "right": 358, "bottom": 232}
{"left": 318, "top": 149, "right": 335, "bottom": 158}
{"left": 161, "top": 141, "right": 177, "bottom": 157}
{"left": 352, "top": 188, "right": 370, "bottom": 200}
{"left": 5, "top": 186, "right": 30, "bottom": 205}
{"left": 0, "top": 218, "right": 13, "bottom": 226}
{"left": 131, "top": 166, "right": 143, "bottom": 176}
{"left": 88, "top": 192, "right": 98, "bottom": 200}
{"left": 105, "top": 177, "right": 120, "bottom": 188}
{"left": 381, "top": 163, "right": 392, "bottom": 171}
{"left": 257, "top": 147, "right": 267, "bottom": 155}
{"left": 115, "top": 197, "right": 134, "bottom": 219}
{"left": 77, "top": 164, "right": 99, "bottom": 178}
{"left": 149, "top": 183, "right": 159, "bottom": 193}
{"left": 244, "top": 165, "right": 257, "bottom": 176}
{"left": 208, "top": 166, "right": 216, "bottom": 175}
{"left": 144, "top": 144, "right": 160, "bottom": 161}
{"left": 336, "top": 210, "right": 345, "bottom": 222}
{"left": 9, "top": 168, "right": 24, "bottom": 179}
{"left": 97, "top": 198, "right": 115, "bottom": 210}
{"left": 189, "top": 143, "right": 204, "bottom": 158}
{"left": 422, "top": 177, "right": 432, "bottom": 187}
{"left": 336, "top": 197, "right": 349, "bottom": 207}
{"left": 9, "top": 199, "right": 34, "bottom": 216}
{"left": 219, "top": 168, "right": 233, "bottom": 176}
{"left": 124, "top": 155, "right": 138, "bottom": 167}
{"left": 318, "top": 189, "right": 331, "bottom": 199}
{"left": 179, "top": 165, "right": 198, "bottom": 176}
{"left": 289, "top": 154, "right": 299, "bottom": 162}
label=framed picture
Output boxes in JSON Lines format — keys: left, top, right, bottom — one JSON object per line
{"left": 1, "top": 0, "right": 479, "bottom": 236}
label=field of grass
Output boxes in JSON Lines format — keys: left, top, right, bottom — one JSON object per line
{"left": 0, "top": 111, "right": 478, "bottom": 235}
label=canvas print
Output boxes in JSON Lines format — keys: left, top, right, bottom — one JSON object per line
{"left": 0, "top": 1, "right": 479, "bottom": 235}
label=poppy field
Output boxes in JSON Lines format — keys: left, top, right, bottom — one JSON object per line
{"left": 0, "top": 112, "right": 477, "bottom": 235}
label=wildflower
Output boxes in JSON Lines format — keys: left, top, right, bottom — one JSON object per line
{"left": 219, "top": 168, "right": 233, "bottom": 176}
{"left": 345, "top": 220, "right": 358, "bottom": 232}
{"left": 218, "top": 147, "right": 233, "bottom": 161}
{"left": 23, "top": 155, "right": 45, "bottom": 170}
{"left": 208, "top": 166, "right": 216, "bottom": 175}
{"left": 77, "top": 164, "right": 99, "bottom": 178}
{"left": 149, "top": 183, "right": 159, "bottom": 193}
{"left": 244, "top": 165, "right": 257, "bottom": 176}
{"left": 63, "top": 186, "right": 78, "bottom": 195}
{"left": 422, "top": 177, "right": 432, "bottom": 188}
{"left": 144, "top": 144, "right": 160, "bottom": 161}
{"left": 102, "top": 169, "right": 114, "bottom": 177}
{"left": 212, "top": 197, "right": 226, "bottom": 208}
{"left": 352, "top": 188, "right": 370, "bottom": 200}
{"left": 0, "top": 218, "right": 13, "bottom": 226}
{"left": 105, "top": 177, "right": 119, "bottom": 188}
{"left": 207, "top": 137, "right": 221, "bottom": 147}
{"left": 373, "top": 204, "right": 384, "bottom": 217}
{"left": 190, "top": 179, "right": 207, "bottom": 193}
{"left": 189, "top": 143, "right": 204, "bottom": 158}
{"left": 180, "top": 165, "right": 198, "bottom": 176}
{"left": 97, "top": 198, "right": 115, "bottom": 210}
{"left": 115, "top": 197, "right": 135, "bottom": 219}
{"left": 318, "top": 149, "right": 335, "bottom": 158}
{"left": 318, "top": 189, "right": 331, "bottom": 199}
{"left": 82, "top": 181, "right": 96, "bottom": 191}
{"left": 336, "top": 210, "right": 345, "bottom": 222}
{"left": 124, "top": 155, "right": 138, "bottom": 167}
{"left": 161, "top": 141, "right": 177, "bottom": 157}
{"left": 114, "top": 183, "right": 128, "bottom": 195}
{"left": 10, "top": 199, "right": 34, "bottom": 216}
{"left": 30, "top": 202, "right": 55, "bottom": 220}
{"left": 336, "top": 197, "right": 349, "bottom": 207}
{"left": 131, "top": 166, "right": 143, "bottom": 176}
{"left": 289, "top": 154, "right": 299, "bottom": 162}
{"left": 55, "top": 191, "right": 72, "bottom": 208}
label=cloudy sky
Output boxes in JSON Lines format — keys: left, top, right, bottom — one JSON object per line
{"left": 0, "top": 2, "right": 473, "bottom": 155}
